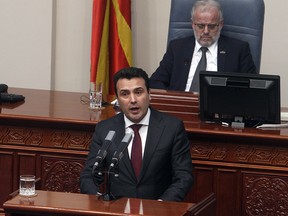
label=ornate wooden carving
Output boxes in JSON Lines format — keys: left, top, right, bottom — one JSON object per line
{"left": 274, "top": 150, "right": 288, "bottom": 166}
{"left": 50, "top": 131, "right": 70, "bottom": 147}
{"left": 42, "top": 157, "right": 85, "bottom": 193}
{"left": 191, "top": 142, "right": 215, "bottom": 159}
{"left": 26, "top": 129, "right": 44, "bottom": 146}
{"left": 244, "top": 175, "right": 288, "bottom": 216}
{"left": 235, "top": 146, "right": 253, "bottom": 162}
{"left": 192, "top": 142, "right": 288, "bottom": 168}
{"left": 2, "top": 128, "right": 28, "bottom": 145}
{"left": 0, "top": 125, "right": 92, "bottom": 150}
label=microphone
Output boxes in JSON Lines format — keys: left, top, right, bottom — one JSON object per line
{"left": 92, "top": 130, "right": 116, "bottom": 173}
{"left": 109, "top": 133, "right": 133, "bottom": 169}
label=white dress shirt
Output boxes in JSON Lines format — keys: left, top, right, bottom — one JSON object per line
{"left": 185, "top": 41, "right": 218, "bottom": 91}
{"left": 124, "top": 108, "right": 151, "bottom": 159}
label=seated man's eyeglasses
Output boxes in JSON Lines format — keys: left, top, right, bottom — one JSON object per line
{"left": 193, "top": 23, "right": 219, "bottom": 31}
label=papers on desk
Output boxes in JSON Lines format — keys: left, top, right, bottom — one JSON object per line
{"left": 281, "top": 112, "right": 288, "bottom": 121}
{"left": 256, "top": 112, "right": 288, "bottom": 129}
{"left": 256, "top": 123, "right": 288, "bottom": 129}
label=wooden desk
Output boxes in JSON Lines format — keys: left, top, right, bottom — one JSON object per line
{"left": 1, "top": 88, "right": 288, "bottom": 216}
{"left": 3, "top": 190, "right": 193, "bottom": 216}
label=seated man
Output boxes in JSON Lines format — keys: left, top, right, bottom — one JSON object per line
{"left": 80, "top": 67, "right": 193, "bottom": 201}
{"left": 149, "top": 0, "right": 256, "bottom": 92}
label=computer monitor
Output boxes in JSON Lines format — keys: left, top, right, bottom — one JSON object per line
{"left": 199, "top": 71, "right": 281, "bottom": 128}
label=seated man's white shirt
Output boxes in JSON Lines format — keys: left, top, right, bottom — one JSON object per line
{"left": 185, "top": 41, "right": 218, "bottom": 91}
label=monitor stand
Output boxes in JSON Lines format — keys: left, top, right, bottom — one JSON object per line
{"left": 231, "top": 116, "right": 245, "bottom": 128}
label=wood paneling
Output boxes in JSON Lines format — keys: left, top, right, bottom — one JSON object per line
{"left": 242, "top": 171, "right": 288, "bottom": 216}
{"left": 41, "top": 155, "right": 85, "bottom": 193}
{"left": 0, "top": 152, "right": 13, "bottom": 208}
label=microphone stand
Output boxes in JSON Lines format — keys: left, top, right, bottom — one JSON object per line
{"left": 93, "top": 133, "right": 131, "bottom": 201}
{"left": 102, "top": 166, "right": 118, "bottom": 201}
{"left": 93, "top": 164, "right": 118, "bottom": 201}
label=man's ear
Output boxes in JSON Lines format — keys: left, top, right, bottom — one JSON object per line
{"left": 148, "top": 89, "right": 151, "bottom": 100}
{"left": 191, "top": 19, "right": 194, "bottom": 30}
{"left": 219, "top": 20, "right": 224, "bottom": 30}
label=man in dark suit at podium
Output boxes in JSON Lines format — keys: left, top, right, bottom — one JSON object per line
{"left": 80, "top": 67, "right": 193, "bottom": 201}
{"left": 149, "top": 0, "right": 256, "bottom": 92}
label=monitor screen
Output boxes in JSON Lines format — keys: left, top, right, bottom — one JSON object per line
{"left": 199, "top": 71, "right": 281, "bottom": 128}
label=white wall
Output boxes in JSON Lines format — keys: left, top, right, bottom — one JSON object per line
{"left": 53, "top": 0, "right": 92, "bottom": 92}
{"left": 0, "top": 0, "right": 53, "bottom": 89}
{"left": 0, "top": 0, "right": 287, "bottom": 106}
{"left": 132, "top": 0, "right": 170, "bottom": 75}
{"left": 261, "top": 0, "right": 288, "bottom": 107}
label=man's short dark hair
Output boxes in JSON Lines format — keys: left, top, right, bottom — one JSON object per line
{"left": 113, "top": 67, "right": 150, "bottom": 96}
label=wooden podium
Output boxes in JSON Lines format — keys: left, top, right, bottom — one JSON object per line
{"left": 3, "top": 190, "right": 194, "bottom": 216}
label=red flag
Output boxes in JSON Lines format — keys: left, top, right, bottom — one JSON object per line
{"left": 90, "top": 0, "right": 132, "bottom": 98}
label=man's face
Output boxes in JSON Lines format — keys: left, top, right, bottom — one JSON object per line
{"left": 116, "top": 77, "right": 150, "bottom": 123}
{"left": 192, "top": 7, "right": 223, "bottom": 46}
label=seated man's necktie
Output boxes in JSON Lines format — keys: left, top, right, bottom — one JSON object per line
{"left": 190, "top": 47, "right": 208, "bottom": 92}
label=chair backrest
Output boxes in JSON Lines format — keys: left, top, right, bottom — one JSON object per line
{"left": 167, "top": 0, "right": 265, "bottom": 73}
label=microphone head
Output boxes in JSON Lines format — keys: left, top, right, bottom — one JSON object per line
{"left": 105, "top": 130, "right": 116, "bottom": 141}
{"left": 121, "top": 133, "right": 132, "bottom": 143}
{"left": 109, "top": 133, "right": 133, "bottom": 168}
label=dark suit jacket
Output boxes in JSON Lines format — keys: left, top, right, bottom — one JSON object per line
{"left": 150, "top": 35, "right": 256, "bottom": 91}
{"left": 80, "top": 108, "right": 193, "bottom": 201}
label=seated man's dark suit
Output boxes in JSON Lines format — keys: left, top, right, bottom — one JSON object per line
{"left": 80, "top": 108, "right": 193, "bottom": 201}
{"left": 150, "top": 35, "right": 256, "bottom": 91}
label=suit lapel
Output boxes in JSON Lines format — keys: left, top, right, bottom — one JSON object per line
{"left": 181, "top": 38, "right": 195, "bottom": 89}
{"left": 138, "top": 109, "right": 164, "bottom": 180}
